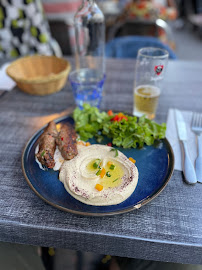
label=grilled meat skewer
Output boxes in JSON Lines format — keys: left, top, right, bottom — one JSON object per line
{"left": 56, "top": 123, "right": 78, "bottom": 160}
{"left": 36, "top": 121, "right": 58, "bottom": 168}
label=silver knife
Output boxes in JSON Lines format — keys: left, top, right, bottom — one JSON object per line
{"left": 175, "top": 109, "right": 197, "bottom": 185}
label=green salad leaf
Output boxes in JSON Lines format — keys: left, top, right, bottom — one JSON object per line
{"left": 73, "top": 104, "right": 108, "bottom": 141}
{"left": 73, "top": 104, "right": 166, "bottom": 148}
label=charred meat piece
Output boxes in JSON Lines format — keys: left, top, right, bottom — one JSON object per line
{"left": 56, "top": 123, "right": 78, "bottom": 160}
{"left": 36, "top": 121, "right": 58, "bottom": 169}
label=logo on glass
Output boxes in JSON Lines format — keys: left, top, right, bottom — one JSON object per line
{"left": 154, "top": 65, "right": 164, "bottom": 76}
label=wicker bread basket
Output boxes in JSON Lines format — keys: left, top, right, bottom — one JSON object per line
{"left": 6, "top": 55, "right": 71, "bottom": 96}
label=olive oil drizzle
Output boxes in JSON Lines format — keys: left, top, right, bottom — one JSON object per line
{"left": 86, "top": 158, "right": 124, "bottom": 189}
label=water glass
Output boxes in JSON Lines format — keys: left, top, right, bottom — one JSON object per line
{"left": 133, "top": 47, "right": 169, "bottom": 119}
{"left": 69, "top": 68, "right": 106, "bottom": 109}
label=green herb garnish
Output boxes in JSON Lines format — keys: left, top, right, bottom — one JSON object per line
{"left": 109, "top": 164, "right": 115, "bottom": 170}
{"left": 110, "top": 148, "right": 118, "bottom": 157}
{"left": 93, "top": 163, "right": 98, "bottom": 169}
{"left": 41, "top": 150, "right": 45, "bottom": 157}
{"left": 96, "top": 170, "right": 101, "bottom": 176}
{"left": 106, "top": 171, "right": 111, "bottom": 177}
{"left": 93, "top": 159, "right": 101, "bottom": 169}
{"left": 113, "top": 178, "right": 119, "bottom": 182}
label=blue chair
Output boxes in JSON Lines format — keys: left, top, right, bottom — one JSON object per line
{"left": 105, "top": 36, "right": 177, "bottom": 60}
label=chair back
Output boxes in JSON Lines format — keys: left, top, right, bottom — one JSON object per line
{"left": 105, "top": 36, "right": 177, "bottom": 59}
{"left": 107, "top": 19, "right": 159, "bottom": 41}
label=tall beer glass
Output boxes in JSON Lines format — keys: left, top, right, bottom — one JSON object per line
{"left": 133, "top": 47, "right": 169, "bottom": 119}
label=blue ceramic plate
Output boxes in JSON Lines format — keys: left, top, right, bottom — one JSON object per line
{"left": 22, "top": 115, "right": 174, "bottom": 216}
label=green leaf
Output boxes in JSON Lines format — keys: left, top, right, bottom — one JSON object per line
{"left": 73, "top": 105, "right": 166, "bottom": 149}
{"left": 112, "top": 137, "right": 122, "bottom": 147}
{"left": 110, "top": 148, "right": 118, "bottom": 157}
{"left": 122, "top": 136, "right": 134, "bottom": 148}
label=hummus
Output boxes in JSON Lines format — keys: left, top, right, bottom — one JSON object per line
{"left": 59, "top": 144, "right": 138, "bottom": 206}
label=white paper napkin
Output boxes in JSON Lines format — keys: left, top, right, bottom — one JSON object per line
{"left": 0, "top": 63, "right": 16, "bottom": 91}
{"left": 166, "top": 108, "right": 197, "bottom": 171}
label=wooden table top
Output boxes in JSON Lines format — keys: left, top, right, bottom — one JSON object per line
{"left": 0, "top": 58, "right": 202, "bottom": 265}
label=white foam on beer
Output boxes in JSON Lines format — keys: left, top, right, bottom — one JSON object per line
{"left": 135, "top": 84, "right": 161, "bottom": 98}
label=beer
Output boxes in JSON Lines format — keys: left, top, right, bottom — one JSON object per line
{"left": 133, "top": 85, "right": 160, "bottom": 120}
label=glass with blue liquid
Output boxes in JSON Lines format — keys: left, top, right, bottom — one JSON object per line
{"left": 69, "top": 68, "right": 106, "bottom": 109}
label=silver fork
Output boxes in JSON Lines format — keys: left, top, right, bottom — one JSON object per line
{"left": 191, "top": 112, "right": 202, "bottom": 183}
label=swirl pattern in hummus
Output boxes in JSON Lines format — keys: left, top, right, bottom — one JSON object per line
{"left": 59, "top": 145, "right": 138, "bottom": 206}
